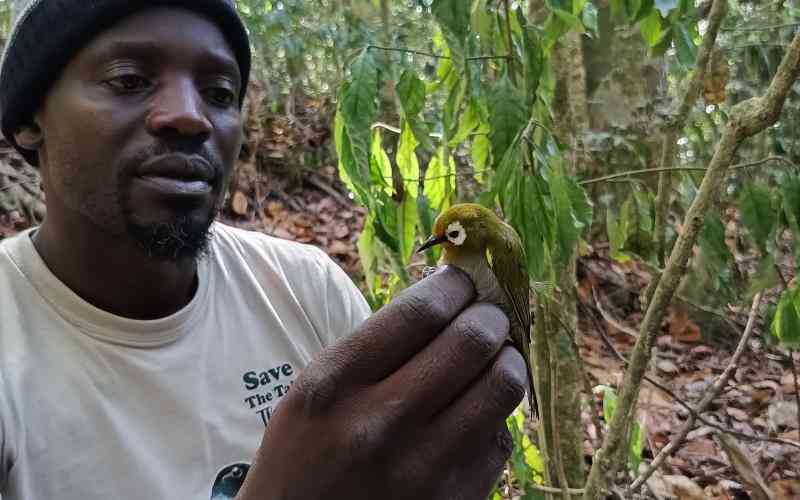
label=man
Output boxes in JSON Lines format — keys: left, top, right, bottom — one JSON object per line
{"left": 0, "top": 1, "right": 527, "bottom": 499}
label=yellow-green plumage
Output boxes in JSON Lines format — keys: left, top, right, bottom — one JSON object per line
{"left": 419, "top": 203, "right": 536, "bottom": 417}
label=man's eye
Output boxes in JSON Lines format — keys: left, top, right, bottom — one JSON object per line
{"left": 206, "top": 88, "right": 236, "bottom": 107}
{"left": 106, "top": 75, "right": 150, "bottom": 91}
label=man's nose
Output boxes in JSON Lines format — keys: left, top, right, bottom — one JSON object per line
{"left": 146, "top": 78, "right": 213, "bottom": 138}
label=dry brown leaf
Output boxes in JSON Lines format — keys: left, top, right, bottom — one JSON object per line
{"left": 782, "top": 371, "right": 797, "bottom": 393}
{"left": 726, "top": 407, "right": 749, "bottom": 422}
{"left": 658, "top": 360, "right": 680, "bottom": 375}
{"left": 680, "top": 438, "right": 717, "bottom": 459}
{"left": 328, "top": 240, "right": 350, "bottom": 255}
{"left": 771, "top": 480, "right": 800, "bottom": 500}
{"left": 667, "top": 475, "right": 710, "bottom": 500}
{"left": 272, "top": 227, "right": 295, "bottom": 240}
{"left": 768, "top": 401, "right": 799, "bottom": 432}
{"left": 231, "top": 191, "right": 249, "bottom": 216}
{"left": 332, "top": 223, "right": 350, "bottom": 239}
{"left": 669, "top": 306, "right": 702, "bottom": 343}
{"left": 714, "top": 433, "right": 775, "bottom": 500}
{"left": 779, "top": 429, "right": 799, "bottom": 441}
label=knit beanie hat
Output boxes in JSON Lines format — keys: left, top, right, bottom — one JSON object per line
{"left": 0, "top": 0, "right": 252, "bottom": 166}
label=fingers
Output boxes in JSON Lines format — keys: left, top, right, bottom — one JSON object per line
{"left": 312, "top": 266, "right": 475, "bottom": 387}
{"left": 375, "top": 302, "right": 510, "bottom": 421}
{"left": 427, "top": 346, "right": 526, "bottom": 453}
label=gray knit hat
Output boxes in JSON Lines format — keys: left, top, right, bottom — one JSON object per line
{"left": 0, "top": 0, "right": 252, "bottom": 166}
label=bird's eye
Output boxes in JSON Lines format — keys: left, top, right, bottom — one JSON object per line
{"left": 448, "top": 231, "right": 459, "bottom": 239}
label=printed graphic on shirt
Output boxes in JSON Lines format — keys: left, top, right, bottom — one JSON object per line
{"left": 210, "top": 462, "right": 250, "bottom": 500}
{"left": 242, "top": 362, "right": 296, "bottom": 425}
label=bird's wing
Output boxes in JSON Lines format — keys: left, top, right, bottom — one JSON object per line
{"left": 487, "top": 233, "right": 531, "bottom": 334}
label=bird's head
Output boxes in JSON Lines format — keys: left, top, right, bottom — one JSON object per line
{"left": 418, "top": 203, "right": 501, "bottom": 256}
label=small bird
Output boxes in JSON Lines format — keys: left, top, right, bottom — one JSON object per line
{"left": 418, "top": 203, "right": 536, "bottom": 417}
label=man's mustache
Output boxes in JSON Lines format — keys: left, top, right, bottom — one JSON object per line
{"left": 127, "top": 143, "right": 224, "bottom": 181}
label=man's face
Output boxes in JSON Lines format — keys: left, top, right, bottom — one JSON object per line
{"left": 31, "top": 7, "right": 244, "bottom": 260}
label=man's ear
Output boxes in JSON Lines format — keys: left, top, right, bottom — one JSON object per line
{"left": 13, "top": 123, "right": 43, "bottom": 151}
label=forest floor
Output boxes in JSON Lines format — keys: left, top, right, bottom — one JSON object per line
{"left": 1, "top": 113, "right": 799, "bottom": 499}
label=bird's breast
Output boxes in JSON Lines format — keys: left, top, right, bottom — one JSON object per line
{"left": 441, "top": 253, "right": 506, "bottom": 306}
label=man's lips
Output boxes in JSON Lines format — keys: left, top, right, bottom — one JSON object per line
{"left": 134, "top": 154, "right": 216, "bottom": 197}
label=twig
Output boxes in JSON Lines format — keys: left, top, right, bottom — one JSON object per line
{"left": 303, "top": 171, "right": 351, "bottom": 208}
{"left": 529, "top": 483, "right": 586, "bottom": 495}
{"left": 722, "top": 22, "right": 800, "bottom": 32}
{"left": 590, "top": 285, "right": 639, "bottom": 338}
{"left": 366, "top": 45, "right": 510, "bottom": 62}
{"left": 578, "top": 156, "right": 797, "bottom": 186}
{"left": 583, "top": 21, "right": 800, "bottom": 500}
{"left": 630, "top": 293, "right": 762, "bottom": 492}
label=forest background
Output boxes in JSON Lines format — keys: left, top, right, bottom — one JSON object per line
{"left": 1, "top": 0, "right": 800, "bottom": 498}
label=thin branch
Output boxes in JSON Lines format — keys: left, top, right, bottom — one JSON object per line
{"left": 578, "top": 156, "right": 797, "bottom": 186}
{"left": 722, "top": 22, "right": 800, "bottom": 32}
{"left": 590, "top": 285, "right": 640, "bottom": 338}
{"left": 529, "top": 483, "right": 586, "bottom": 495}
{"left": 366, "top": 45, "right": 510, "bottom": 62}
{"left": 630, "top": 293, "right": 761, "bottom": 492}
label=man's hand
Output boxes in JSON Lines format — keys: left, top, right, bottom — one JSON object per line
{"left": 236, "top": 266, "right": 527, "bottom": 500}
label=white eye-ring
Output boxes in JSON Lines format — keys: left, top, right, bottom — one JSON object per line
{"left": 446, "top": 221, "right": 467, "bottom": 246}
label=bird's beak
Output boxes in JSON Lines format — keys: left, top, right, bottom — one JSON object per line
{"left": 418, "top": 234, "right": 447, "bottom": 253}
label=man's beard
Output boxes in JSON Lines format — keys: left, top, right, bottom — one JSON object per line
{"left": 125, "top": 210, "right": 217, "bottom": 261}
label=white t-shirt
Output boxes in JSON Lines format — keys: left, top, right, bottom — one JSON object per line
{"left": 0, "top": 222, "right": 371, "bottom": 499}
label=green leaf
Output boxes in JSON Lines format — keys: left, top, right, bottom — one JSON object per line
{"left": 550, "top": 160, "right": 589, "bottom": 269}
{"left": 629, "top": 422, "right": 645, "bottom": 474}
{"left": 424, "top": 149, "right": 455, "bottom": 212}
{"left": 749, "top": 255, "right": 778, "bottom": 297}
{"left": 552, "top": 8, "right": 585, "bottom": 32}
{"left": 357, "top": 215, "right": 380, "bottom": 292}
{"left": 443, "top": 76, "right": 468, "bottom": 139}
{"left": 607, "top": 207, "right": 631, "bottom": 263}
{"left": 508, "top": 174, "right": 554, "bottom": 284}
{"left": 417, "top": 194, "right": 440, "bottom": 263}
{"left": 396, "top": 70, "right": 426, "bottom": 117}
{"left": 521, "top": 25, "right": 544, "bottom": 104}
{"left": 698, "top": 213, "right": 736, "bottom": 297}
{"left": 369, "top": 130, "right": 393, "bottom": 196}
{"left": 674, "top": 22, "right": 697, "bottom": 67}
{"left": 738, "top": 183, "right": 778, "bottom": 253}
{"left": 603, "top": 387, "right": 618, "bottom": 423}
{"left": 396, "top": 123, "right": 420, "bottom": 199}
{"left": 472, "top": 134, "right": 491, "bottom": 182}
{"left": 449, "top": 98, "right": 481, "bottom": 146}
{"left": 489, "top": 77, "right": 527, "bottom": 168}
{"left": 341, "top": 50, "right": 380, "bottom": 201}
{"left": 432, "top": 0, "right": 471, "bottom": 42}
{"left": 771, "top": 287, "right": 800, "bottom": 348}
{"left": 639, "top": 9, "right": 665, "bottom": 47}
{"left": 397, "top": 193, "right": 419, "bottom": 265}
